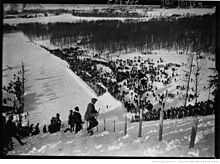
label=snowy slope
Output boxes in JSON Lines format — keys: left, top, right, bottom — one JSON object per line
{"left": 8, "top": 115, "right": 214, "bottom": 157}
{"left": 3, "top": 32, "right": 121, "bottom": 125}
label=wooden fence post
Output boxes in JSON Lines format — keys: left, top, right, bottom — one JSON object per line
{"left": 189, "top": 116, "right": 199, "bottom": 148}
{"left": 21, "top": 61, "right": 25, "bottom": 113}
{"left": 159, "top": 90, "right": 167, "bottom": 141}
{"left": 113, "top": 120, "right": 116, "bottom": 132}
{"left": 159, "top": 110, "right": 164, "bottom": 141}
{"left": 104, "top": 119, "right": 106, "bottom": 131}
{"left": 124, "top": 114, "right": 127, "bottom": 136}
{"left": 138, "top": 108, "right": 143, "bottom": 137}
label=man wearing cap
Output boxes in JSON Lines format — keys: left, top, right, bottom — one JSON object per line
{"left": 84, "top": 98, "right": 99, "bottom": 135}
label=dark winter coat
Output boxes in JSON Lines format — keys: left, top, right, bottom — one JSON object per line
{"left": 84, "top": 103, "right": 98, "bottom": 121}
{"left": 68, "top": 113, "right": 74, "bottom": 126}
{"left": 6, "top": 120, "right": 17, "bottom": 137}
{"left": 55, "top": 117, "right": 61, "bottom": 131}
{"left": 72, "top": 111, "right": 83, "bottom": 124}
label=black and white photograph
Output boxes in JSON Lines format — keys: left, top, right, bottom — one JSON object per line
{"left": 1, "top": 0, "right": 219, "bottom": 157}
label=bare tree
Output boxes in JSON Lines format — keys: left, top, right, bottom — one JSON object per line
{"left": 21, "top": 61, "right": 25, "bottom": 113}
{"left": 184, "top": 53, "right": 194, "bottom": 108}
{"left": 189, "top": 51, "right": 201, "bottom": 148}
{"left": 136, "top": 76, "right": 145, "bottom": 138}
{"left": 159, "top": 90, "right": 168, "bottom": 141}
{"left": 194, "top": 52, "right": 201, "bottom": 105}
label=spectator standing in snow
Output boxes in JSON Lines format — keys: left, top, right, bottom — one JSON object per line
{"left": 84, "top": 98, "right": 99, "bottom": 135}
{"left": 55, "top": 113, "right": 61, "bottom": 131}
{"left": 43, "top": 124, "right": 47, "bottom": 133}
{"left": 48, "top": 118, "right": 55, "bottom": 133}
{"left": 32, "top": 123, "right": 40, "bottom": 135}
{"left": 0, "top": 113, "right": 8, "bottom": 155}
{"left": 72, "top": 106, "right": 83, "bottom": 134}
{"left": 68, "top": 109, "right": 74, "bottom": 132}
{"left": 6, "top": 115, "right": 25, "bottom": 147}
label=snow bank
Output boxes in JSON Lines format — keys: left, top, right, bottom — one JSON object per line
{"left": 95, "top": 91, "right": 122, "bottom": 114}
{"left": 188, "top": 149, "right": 200, "bottom": 157}
{"left": 108, "top": 142, "right": 124, "bottom": 151}
{"left": 94, "top": 131, "right": 110, "bottom": 137}
{"left": 95, "top": 144, "right": 103, "bottom": 149}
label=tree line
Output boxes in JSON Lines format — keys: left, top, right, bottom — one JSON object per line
{"left": 4, "top": 13, "right": 215, "bottom": 54}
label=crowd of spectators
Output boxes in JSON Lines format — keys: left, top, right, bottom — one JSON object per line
{"left": 46, "top": 46, "right": 215, "bottom": 119}
{"left": 139, "top": 100, "right": 214, "bottom": 122}
{"left": 47, "top": 113, "right": 62, "bottom": 133}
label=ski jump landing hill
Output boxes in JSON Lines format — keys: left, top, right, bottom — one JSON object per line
{"left": 3, "top": 32, "right": 122, "bottom": 125}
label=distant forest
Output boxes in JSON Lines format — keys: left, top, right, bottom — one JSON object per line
{"left": 4, "top": 14, "right": 216, "bottom": 54}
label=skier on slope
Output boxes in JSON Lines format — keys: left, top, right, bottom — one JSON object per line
{"left": 84, "top": 98, "right": 99, "bottom": 136}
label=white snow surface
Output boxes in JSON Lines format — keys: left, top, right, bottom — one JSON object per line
{"left": 8, "top": 115, "right": 214, "bottom": 156}
{"left": 96, "top": 92, "right": 122, "bottom": 114}
{"left": 3, "top": 32, "right": 120, "bottom": 125}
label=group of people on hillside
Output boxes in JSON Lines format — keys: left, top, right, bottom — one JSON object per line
{"left": 132, "top": 99, "right": 215, "bottom": 122}
{"left": 47, "top": 113, "right": 62, "bottom": 133}
{"left": 0, "top": 97, "right": 100, "bottom": 156}
{"left": 64, "top": 106, "right": 83, "bottom": 133}
{"left": 43, "top": 98, "right": 99, "bottom": 136}
{"left": 64, "top": 98, "right": 99, "bottom": 135}
{"left": 63, "top": 98, "right": 99, "bottom": 135}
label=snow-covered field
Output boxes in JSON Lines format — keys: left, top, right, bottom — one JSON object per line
{"left": 8, "top": 115, "right": 214, "bottom": 157}
{"left": 3, "top": 8, "right": 215, "bottom": 25}
{"left": 3, "top": 32, "right": 121, "bottom": 125}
